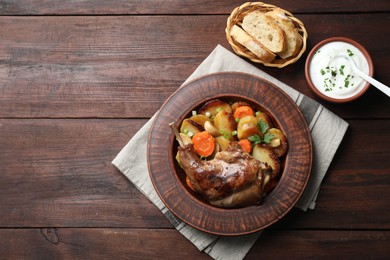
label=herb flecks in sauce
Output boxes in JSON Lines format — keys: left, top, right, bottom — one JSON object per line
{"left": 339, "top": 65, "right": 345, "bottom": 75}
{"left": 309, "top": 41, "right": 369, "bottom": 99}
{"left": 318, "top": 50, "right": 357, "bottom": 92}
{"left": 344, "top": 74, "right": 351, "bottom": 88}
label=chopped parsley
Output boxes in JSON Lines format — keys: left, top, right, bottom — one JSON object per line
{"left": 248, "top": 134, "right": 262, "bottom": 145}
{"left": 219, "top": 130, "right": 231, "bottom": 140}
{"left": 339, "top": 65, "right": 345, "bottom": 75}
{"left": 344, "top": 74, "right": 351, "bottom": 88}
{"left": 248, "top": 119, "right": 274, "bottom": 145}
{"left": 324, "top": 78, "right": 332, "bottom": 92}
{"left": 321, "top": 66, "right": 337, "bottom": 77}
{"left": 263, "top": 133, "right": 275, "bottom": 143}
{"left": 258, "top": 119, "right": 269, "bottom": 135}
{"left": 320, "top": 63, "right": 353, "bottom": 92}
{"left": 347, "top": 49, "right": 354, "bottom": 57}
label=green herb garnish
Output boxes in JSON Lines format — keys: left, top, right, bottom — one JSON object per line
{"left": 263, "top": 133, "right": 275, "bottom": 143}
{"left": 339, "top": 65, "right": 345, "bottom": 75}
{"left": 324, "top": 78, "right": 333, "bottom": 92}
{"left": 248, "top": 119, "right": 274, "bottom": 145}
{"left": 258, "top": 119, "right": 268, "bottom": 134}
{"left": 219, "top": 130, "right": 231, "bottom": 140}
{"left": 344, "top": 74, "right": 351, "bottom": 88}
{"left": 248, "top": 134, "right": 262, "bottom": 145}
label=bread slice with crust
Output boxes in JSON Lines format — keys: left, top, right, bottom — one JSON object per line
{"left": 230, "top": 25, "right": 276, "bottom": 62}
{"left": 266, "top": 8, "right": 303, "bottom": 59}
{"left": 242, "top": 11, "right": 286, "bottom": 53}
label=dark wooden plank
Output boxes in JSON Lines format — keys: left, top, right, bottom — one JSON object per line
{"left": 0, "top": 228, "right": 210, "bottom": 259}
{"left": 0, "top": 14, "right": 389, "bottom": 119}
{"left": 0, "top": 228, "right": 388, "bottom": 259}
{"left": 248, "top": 230, "right": 390, "bottom": 259}
{"left": 0, "top": 0, "right": 389, "bottom": 15}
{"left": 275, "top": 117, "right": 390, "bottom": 229}
{"left": 274, "top": 167, "right": 390, "bottom": 230}
{"left": 0, "top": 119, "right": 388, "bottom": 228}
{"left": 0, "top": 118, "right": 171, "bottom": 228}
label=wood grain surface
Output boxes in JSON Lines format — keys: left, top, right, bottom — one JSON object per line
{"left": 0, "top": 229, "right": 388, "bottom": 259}
{"left": 0, "top": 0, "right": 389, "bottom": 258}
{"left": 0, "top": 14, "right": 389, "bottom": 118}
{"left": 0, "top": 0, "right": 389, "bottom": 14}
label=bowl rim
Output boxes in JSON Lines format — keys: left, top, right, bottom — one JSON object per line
{"left": 304, "top": 36, "right": 374, "bottom": 103}
{"left": 147, "top": 72, "right": 313, "bottom": 236}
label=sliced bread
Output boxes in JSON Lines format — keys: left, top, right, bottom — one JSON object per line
{"left": 266, "top": 8, "right": 303, "bottom": 59}
{"left": 242, "top": 11, "right": 286, "bottom": 53}
{"left": 230, "top": 25, "right": 276, "bottom": 62}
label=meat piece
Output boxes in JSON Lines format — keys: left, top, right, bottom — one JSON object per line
{"left": 169, "top": 121, "right": 270, "bottom": 208}
{"left": 210, "top": 181, "right": 262, "bottom": 208}
{"left": 177, "top": 143, "right": 265, "bottom": 208}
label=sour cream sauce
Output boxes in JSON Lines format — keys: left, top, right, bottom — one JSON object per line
{"left": 309, "top": 41, "right": 369, "bottom": 99}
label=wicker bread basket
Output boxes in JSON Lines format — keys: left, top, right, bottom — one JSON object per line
{"left": 226, "top": 2, "right": 308, "bottom": 68}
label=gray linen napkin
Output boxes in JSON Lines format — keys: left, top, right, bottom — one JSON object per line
{"left": 112, "top": 45, "right": 348, "bottom": 259}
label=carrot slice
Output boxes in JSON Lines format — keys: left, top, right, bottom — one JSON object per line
{"left": 234, "top": 106, "right": 254, "bottom": 120}
{"left": 192, "top": 131, "right": 215, "bottom": 157}
{"left": 238, "top": 139, "right": 252, "bottom": 153}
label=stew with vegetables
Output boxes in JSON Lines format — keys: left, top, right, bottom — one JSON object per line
{"left": 171, "top": 98, "right": 288, "bottom": 208}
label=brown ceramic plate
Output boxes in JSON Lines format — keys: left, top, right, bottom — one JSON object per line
{"left": 147, "top": 72, "right": 312, "bottom": 236}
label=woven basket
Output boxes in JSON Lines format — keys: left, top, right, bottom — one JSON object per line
{"left": 226, "top": 2, "right": 308, "bottom": 68}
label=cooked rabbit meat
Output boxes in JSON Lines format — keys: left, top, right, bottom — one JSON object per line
{"left": 177, "top": 143, "right": 266, "bottom": 207}
{"left": 209, "top": 180, "right": 262, "bottom": 208}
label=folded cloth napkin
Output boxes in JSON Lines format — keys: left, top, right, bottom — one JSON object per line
{"left": 112, "top": 45, "right": 348, "bottom": 260}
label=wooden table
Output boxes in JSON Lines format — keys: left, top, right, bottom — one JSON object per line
{"left": 1, "top": 1, "right": 389, "bottom": 259}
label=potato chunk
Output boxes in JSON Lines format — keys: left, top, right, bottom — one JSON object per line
{"left": 179, "top": 133, "right": 193, "bottom": 145}
{"left": 189, "top": 114, "right": 211, "bottom": 127}
{"left": 198, "top": 99, "right": 232, "bottom": 117}
{"left": 265, "top": 128, "right": 288, "bottom": 157}
{"left": 214, "top": 136, "right": 231, "bottom": 151}
{"left": 237, "top": 115, "right": 261, "bottom": 140}
{"left": 252, "top": 145, "right": 281, "bottom": 177}
{"left": 213, "top": 110, "right": 237, "bottom": 141}
{"left": 256, "top": 111, "right": 274, "bottom": 128}
{"left": 180, "top": 119, "right": 203, "bottom": 136}
{"left": 204, "top": 121, "right": 220, "bottom": 137}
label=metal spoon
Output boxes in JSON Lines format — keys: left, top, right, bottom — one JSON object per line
{"left": 338, "top": 55, "right": 390, "bottom": 97}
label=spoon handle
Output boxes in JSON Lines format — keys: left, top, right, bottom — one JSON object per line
{"left": 354, "top": 69, "right": 390, "bottom": 97}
